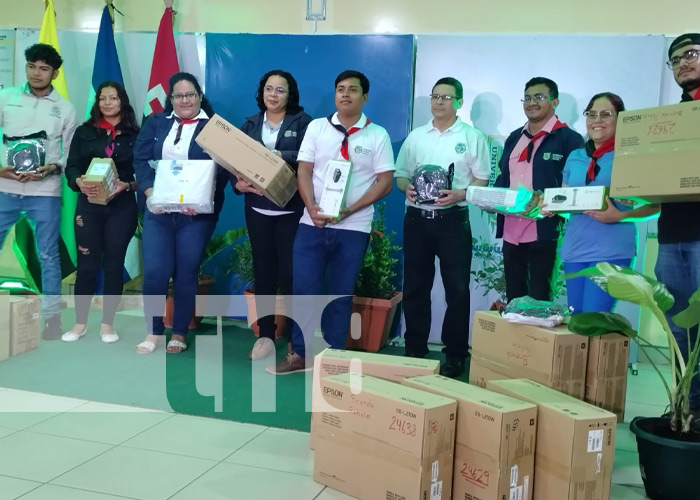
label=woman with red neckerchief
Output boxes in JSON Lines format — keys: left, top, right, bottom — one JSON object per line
{"left": 63, "top": 81, "right": 139, "bottom": 343}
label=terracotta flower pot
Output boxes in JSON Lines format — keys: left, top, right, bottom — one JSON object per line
{"left": 345, "top": 291, "right": 403, "bottom": 352}
{"left": 163, "top": 276, "right": 214, "bottom": 330}
{"left": 243, "top": 289, "right": 287, "bottom": 339}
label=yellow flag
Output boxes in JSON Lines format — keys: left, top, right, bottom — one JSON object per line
{"left": 38, "top": 0, "right": 77, "bottom": 266}
{"left": 38, "top": 0, "right": 69, "bottom": 100}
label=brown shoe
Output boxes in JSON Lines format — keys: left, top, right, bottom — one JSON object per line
{"left": 266, "top": 352, "right": 312, "bottom": 375}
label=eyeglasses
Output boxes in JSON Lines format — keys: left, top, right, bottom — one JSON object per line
{"left": 667, "top": 49, "right": 700, "bottom": 69}
{"left": 264, "top": 86, "right": 288, "bottom": 95}
{"left": 521, "top": 95, "right": 551, "bottom": 103}
{"left": 584, "top": 110, "right": 616, "bottom": 120}
{"left": 430, "top": 94, "right": 457, "bottom": 102}
{"left": 171, "top": 92, "right": 198, "bottom": 101}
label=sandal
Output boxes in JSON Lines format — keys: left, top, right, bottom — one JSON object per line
{"left": 136, "top": 339, "right": 160, "bottom": 354}
{"left": 166, "top": 339, "right": 188, "bottom": 354}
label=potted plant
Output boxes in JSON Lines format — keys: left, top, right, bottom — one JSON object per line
{"left": 163, "top": 226, "right": 248, "bottom": 329}
{"left": 346, "top": 202, "right": 403, "bottom": 352}
{"left": 565, "top": 262, "right": 700, "bottom": 500}
{"left": 471, "top": 237, "right": 507, "bottom": 310}
{"left": 228, "top": 233, "right": 286, "bottom": 338}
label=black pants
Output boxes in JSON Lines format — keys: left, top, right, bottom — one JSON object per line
{"left": 245, "top": 206, "right": 302, "bottom": 340}
{"left": 502, "top": 239, "right": 558, "bottom": 302}
{"left": 402, "top": 207, "right": 472, "bottom": 360}
{"left": 73, "top": 193, "right": 138, "bottom": 325}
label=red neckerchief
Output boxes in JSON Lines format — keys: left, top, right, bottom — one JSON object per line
{"left": 174, "top": 116, "right": 201, "bottom": 145}
{"left": 585, "top": 137, "right": 615, "bottom": 184}
{"left": 97, "top": 119, "right": 118, "bottom": 157}
{"left": 518, "top": 120, "right": 568, "bottom": 162}
{"left": 327, "top": 115, "right": 370, "bottom": 160}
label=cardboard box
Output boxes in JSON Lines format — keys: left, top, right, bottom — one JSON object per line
{"left": 314, "top": 373, "right": 457, "bottom": 500}
{"left": 467, "top": 185, "right": 542, "bottom": 218}
{"left": 404, "top": 375, "right": 537, "bottom": 500}
{"left": 84, "top": 158, "right": 117, "bottom": 205}
{"left": 0, "top": 291, "right": 9, "bottom": 362}
{"left": 472, "top": 311, "right": 589, "bottom": 398}
{"left": 469, "top": 354, "right": 514, "bottom": 388}
{"left": 310, "top": 348, "right": 440, "bottom": 449}
{"left": 9, "top": 296, "right": 41, "bottom": 356}
{"left": 611, "top": 101, "right": 700, "bottom": 202}
{"left": 318, "top": 159, "right": 351, "bottom": 218}
{"left": 586, "top": 334, "right": 630, "bottom": 423}
{"left": 195, "top": 114, "right": 298, "bottom": 207}
{"left": 543, "top": 186, "right": 608, "bottom": 212}
{"left": 487, "top": 379, "right": 617, "bottom": 500}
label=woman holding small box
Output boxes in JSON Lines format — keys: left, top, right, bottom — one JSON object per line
{"left": 234, "top": 70, "right": 311, "bottom": 360}
{"left": 133, "top": 72, "right": 228, "bottom": 354}
{"left": 542, "top": 92, "right": 659, "bottom": 312}
{"left": 63, "top": 81, "right": 139, "bottom": 343}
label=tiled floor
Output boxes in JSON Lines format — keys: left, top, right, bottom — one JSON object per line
{"left": 0, "top": 361, "right": 666, "bottom": 500}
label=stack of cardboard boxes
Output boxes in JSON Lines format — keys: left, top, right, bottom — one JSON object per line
{"left": 312, "top": 309, "right": 625, "bottom": 500}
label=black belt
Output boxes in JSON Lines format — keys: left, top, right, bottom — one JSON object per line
{"left": 406, "top": 205, "right": 466, "bottom": 220}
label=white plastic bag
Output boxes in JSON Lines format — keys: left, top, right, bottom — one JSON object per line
{"left": 148, "top": 159, "right": 216, "bottom": 213}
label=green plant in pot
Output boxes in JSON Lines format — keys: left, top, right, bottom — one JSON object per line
{"left": 566, "top": 262, "right": 700, "bottom": 500}
{"left": 348, "top": 202, "right": 403, "bottom": 352}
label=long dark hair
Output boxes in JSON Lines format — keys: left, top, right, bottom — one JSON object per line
{"left": 255, "top": 70, "right": 304, "bottom": 114}
{"left": 86, "top": 81, "right": 139, "bottom": 131}
{"left": 163, "top": 72, "right": 214, "bottom": 117}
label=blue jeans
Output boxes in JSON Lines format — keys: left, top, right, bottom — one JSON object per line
{"left": 142, "top": 211, "right": 215, "bottom": 336}
{"left": 564, "top": 258, "right": 633, "bottom": 314}
{"left": 0, "top": 193, "right": 61, "bottom": 318}
{"left": 290, "top": 224, "right": 369, "bottom": 360}
{"left": 655, "top": 241, "right": 700, "bottom": 408}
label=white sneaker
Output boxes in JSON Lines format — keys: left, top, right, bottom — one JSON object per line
{"left": 249, "top": 337, "right": 275, "bottom": 360}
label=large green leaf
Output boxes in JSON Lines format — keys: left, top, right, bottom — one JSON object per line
{"left": 565, "top": 262, "right": 674, "bottom": 312}
{"left": 671, "top": 287, "right": 700, "bottom": 330}
{"left": 568, "top": 312, "right": 637, "bottom": 338}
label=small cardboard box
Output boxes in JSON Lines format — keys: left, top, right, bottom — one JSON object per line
{"left": 467, "top": 185, "right": 542, "bottom": 218}
{"left": 318, "top": 159, "right": 351, "bottom": 218}
{"left": 0, "top": 291, "right": 9, "bottom": 362}
{"left": 195, "top": 114, "right": 298, "bottom": 207}
{"left": 9, "top": 296, "right": 41, "bottom": 356}
{"left": 488, "top": 379, "right": 617, "bottom": 500}
{"left": 310, "top": 349, "right": 440, "bottom": 449}
{"left": 404, "top": 375, "right": 537, "bottom": 500}
{"left": 314, "top": 373, "right": 457, "bottom": 500}
{"left": 611, "top": 101, "right": 700, "bottom": 202}
{"left": 586, "top": 334, "right": 630, "bottom": 423}
{"left": 543, "top": 186, "right": 608, "bottom": 212}
{"left": 472, "top": 311, "right": 589, "bottom": 398}
{"left": 84, "top": 158, "right": 118, "bottom": 205}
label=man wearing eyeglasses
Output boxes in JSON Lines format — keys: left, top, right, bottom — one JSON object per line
{"left": 395, "top": 77, "right": 490, "bottom": 378}
{"left": 656, "top": 33, "right": 700, "bottom": 415}
{"left": 494, "top": 77, "right": 583, "bottom": 303}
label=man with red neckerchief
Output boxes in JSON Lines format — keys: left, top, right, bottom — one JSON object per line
{"left": 494, "top": 77, "right": 583, "bottom": 302}
{"left": 656, "top": 33, "right": 700, "bottom": 414}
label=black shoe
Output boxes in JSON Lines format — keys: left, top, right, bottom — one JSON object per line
{"left": 42, "top": 316, "right": 63, "bottom": 340}
{"left": 440, "top": 358, "right": 465, "bottom": 378}
{"left": 404, "top": 350, "right": 426, "bottom": 359}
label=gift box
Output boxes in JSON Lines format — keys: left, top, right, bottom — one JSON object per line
{"left": 543, "top": 186, "right": 608, "bottom": 212}
{"left": 83, "top": 158, "right": 118, "bottom": 205}
{"left": 148, "top": 159, "right": 216, "bottom": 213}
{"left": 318, "top": 159, "right": 352, "bottom": 219}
